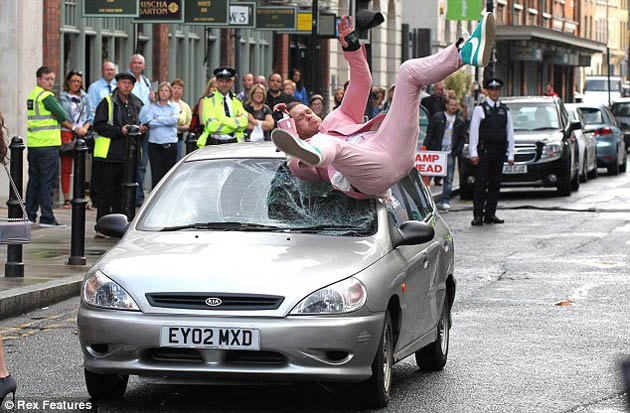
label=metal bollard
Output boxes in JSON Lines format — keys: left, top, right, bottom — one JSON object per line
{"left": 67, "top": 139, "right": 87, "bottom": 265}
{"left": 122, "top": 125, "right": 141, "bottom": 221}
{"left": 185, "top": 132, "right": 198, "bottom": 154}
{"left": 5, "top": 137, "right": 25, "bottom": 277}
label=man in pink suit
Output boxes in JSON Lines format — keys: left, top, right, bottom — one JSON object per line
{"left": 272, "top": 13, "right": 496, "bottom": 198}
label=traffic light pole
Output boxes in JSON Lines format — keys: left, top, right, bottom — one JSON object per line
{"left": 483, "top": 0, "right": 495, "bottom": 85}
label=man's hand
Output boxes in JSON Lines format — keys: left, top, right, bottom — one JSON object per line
{"left": 139, "top": 125, "right": 148, "bottom": 134}
{"left": 471, "top": 156, "right": 479, "bottom": 166}
{"left": 149, "top": 91, "right": 156, "bottom": 103}
{"left": 337, "top": 16, "right": 354, "bottom": 49}
{"left": 76, "top": 127, "right": 87, "bottom": 137}
{"left": 122, "top": 125, "right": 129, "bottom": 136}
{"left": 508, "top": 159, "right": 515, "bottom": 166}
{"left": 273, "top": 103, "right": 289, "bottom": 114}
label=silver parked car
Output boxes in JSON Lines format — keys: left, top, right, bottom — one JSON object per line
{"left": 565, "top": 104, "right": 598, "bottom": 181}
{"left": 78, "top": 143, "right": 456, "bottom": 408}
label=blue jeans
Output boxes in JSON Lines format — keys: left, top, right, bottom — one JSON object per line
{"left": 26, "top": 146, "right": 59, "bottom": 224}
{"left": 136, "top": 134, "right": 148, "bottom": 203}
{"left": 439, "top": 153, "right": 456, "bottom": 204}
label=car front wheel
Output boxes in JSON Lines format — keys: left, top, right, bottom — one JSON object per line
{"left": 84, "top": 369, "right": 128, "bottom": 400}
{"left": 415, "top": 297, "right": 450, "bottom": 371}
{"left": 579, "top": 152, "right": 588, "bottom": 183}
{"left": 359, "top": 311, "right": 394, "bottom": 408}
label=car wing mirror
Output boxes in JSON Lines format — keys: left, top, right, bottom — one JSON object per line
{"left": 392, "top": 221, "right": 435, "bottom": 248}
{"left": 569, "top": 120, "right": 582, "bottom": 131}
{"left": 95, "top": 213, "right": 130, "bottom": 239}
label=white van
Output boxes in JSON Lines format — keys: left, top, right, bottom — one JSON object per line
{"left": 583, "top": 76, "right": 622, "bottom": 106}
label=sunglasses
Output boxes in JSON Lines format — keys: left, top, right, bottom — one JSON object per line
{"left": 67, "top": 70, "right": 83, "bottom": 77}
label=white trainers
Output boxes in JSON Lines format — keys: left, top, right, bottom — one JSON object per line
{"left": 271, "top": 129, "right": 323, "bottom": 167}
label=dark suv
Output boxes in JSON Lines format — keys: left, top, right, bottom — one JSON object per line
{"left": 459, "top": 96, "right": 581, "bottom": 198}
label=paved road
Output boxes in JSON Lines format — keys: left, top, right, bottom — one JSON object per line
{"left": 2, "top": 169, "right": 629, "bottom": 412}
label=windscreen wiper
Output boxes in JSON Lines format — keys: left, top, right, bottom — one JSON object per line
{"left": 160, "top": 222, "right": 285, "bottom": 232}
{"left": 287, "top": 225, "right": 369, "bottom": 234}
{"left": 531, "top": 127, "right": 559, "bottom": 131}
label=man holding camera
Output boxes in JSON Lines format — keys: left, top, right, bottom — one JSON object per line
{"left": 93, "top": 72, "right": 146, "bottom": 224}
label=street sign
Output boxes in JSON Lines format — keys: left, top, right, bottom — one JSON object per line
{"left": 284, "top": 12, "right": 337, "bottom": 36}
{"left": 414, "top": 151, "right": 448, "bottom": 177}
{"left": 296, "top": 12, "right": 312, "bottom": 32}
{"left": 82, "top": 0, "right": 138, "bottom": 17}
{"left": 229, "top": 2, "right": 256, "bottom": 28}
{"left": 184, "top": 0, "right": 228, "bottom": 25}
{"left": 133, "top": 0, "right": 184, "bottom": 24}
{"left": 255, "top": 6, "right": 297, "bottom": 31}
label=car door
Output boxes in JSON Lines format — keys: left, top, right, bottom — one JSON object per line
{"left": 388, "top": 172, "right": 440, "bottom": 346}
{"left": 604, "top": 107, "right": 624, "bottom": 160}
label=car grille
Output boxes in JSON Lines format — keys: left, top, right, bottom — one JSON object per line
{"left": 146, "top": 347, "right": 203, "bottom": 363}
{"left": 225, "top": 350, "right": 286, "bottom": 365}
{"left": 514, "top": 144, "right": 538, "bottom": 163}
{"left": 146, "top": 293, "right": 284, "bottom": 310}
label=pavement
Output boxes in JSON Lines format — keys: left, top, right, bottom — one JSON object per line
{"left": 0, "top": 171, "right": 459, "bottom": 320}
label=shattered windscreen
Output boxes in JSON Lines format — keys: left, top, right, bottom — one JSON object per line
{"left": 138, "top": 158, "right": 377, "bottom": 236}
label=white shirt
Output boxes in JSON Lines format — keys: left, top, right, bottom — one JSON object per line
{"left": 469, "top": 98, "right": 515, "bottom": 161}
{"left": 442, "top": 113, "right": 455, "bottom": 153}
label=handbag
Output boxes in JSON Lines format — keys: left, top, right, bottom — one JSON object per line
{"left": 60, "top": 96, "right": 85, "bottom": 153}
{"left": 0, "top": 164, "right": 32, "bottom": 244}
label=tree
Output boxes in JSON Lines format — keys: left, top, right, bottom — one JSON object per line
{"left": 444, "top": 70, "right": 473, "bottom": 106}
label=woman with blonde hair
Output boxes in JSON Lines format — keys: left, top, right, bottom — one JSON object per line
{"left": 202, "top": 77, "right": 218, "bottom": 98}
{"left": 139, "top": 81, "right": 180, "bottom": 188}
{"left": 171, "top": 79, "right": 192, "bottom": 159}
{"left": 282, "top": 79, "right": 296, "bottom": 97}
{"left": 244, "top": 84, "right": 274, "bottom": 141}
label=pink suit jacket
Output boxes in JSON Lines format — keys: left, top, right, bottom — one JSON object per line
{"left": 288, "top": 45, "right": 385, "bottom": 198}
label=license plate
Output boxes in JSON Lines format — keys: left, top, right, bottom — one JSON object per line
{"left": 503, "top": 164, "right": 527, "bottom": 174}
{"left": 160, "top": 326, "right": 260, "bottom": 350}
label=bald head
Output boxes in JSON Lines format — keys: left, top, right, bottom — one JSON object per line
{"left": 102, "top": 61, "right": 116, "bottom": 82}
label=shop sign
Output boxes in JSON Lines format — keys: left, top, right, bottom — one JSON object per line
{"left": 184, "top": 0, "right": 228, "bottom": 25}
{"left": 511, "top": 46, "right": 543, "bottom": 62}
{"left": 255, "top": 6, "right": 297, "bottom": 31}
{"left": 82, "top": 0, "right": 138, "bottom": 17}
{"left": 229, "top": 2, "right": 256, "bottom": 28}
{"left": 133, "top": 0, "right": 184, "bottom": 23}
{"left": 578, "top": 55, "right": 592, "bottom": 67}
{"left": 546, "top": 53, "right": 579, "bottom": 66}
{"left": 446, "top": 0, "right": 483, "bottom": 21}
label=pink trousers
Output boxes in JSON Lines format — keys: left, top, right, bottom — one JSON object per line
{"left": 312, "top": 44, "right": 461, "bottom": 196}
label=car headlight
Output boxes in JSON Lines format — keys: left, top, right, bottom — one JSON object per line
{"left": 82, "top": 270, "right": 140, "bottom": 311}
{"left": 290, "top": 277, "right": 367, "bottom": 315}
{"left": 541, "top": 142, "right": 563, "bottom": 160}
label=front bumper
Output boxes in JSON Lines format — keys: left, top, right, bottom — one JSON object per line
{"left": 460, "top": 156, "right": 568, "bottom": 188}
{"left": 78, "top": 303, "right": 383, "bottom": 383}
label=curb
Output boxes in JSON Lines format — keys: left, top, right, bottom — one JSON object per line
{"left": 0, "top": 275, "right": 83, "bottom": 319}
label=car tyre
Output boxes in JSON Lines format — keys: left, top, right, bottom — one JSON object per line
{"left": 587, "top": 165, "right": 598, "bottom": 179}
{"left": 608, "top": 156, "right": 619, "bottom": 176}
{"left": 358, "top": 311, "right": 394, "bottom": 408}
{"left": 415, "top": 297, "right": 450, "bottom": 371}
{"left": 84, "top": 369, "right": 128, "bottom": 400}
{"left": 571, "top": 166, "right": 580, "bottom": 192}
{"left": 620, "top": 151, "right": 627, "bottom": 173}
{"left": 579, "top": 152, "right": 588, "bottom": 183}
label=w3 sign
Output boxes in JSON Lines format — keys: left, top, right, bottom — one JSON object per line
{"left": 414, "top": 151, "right": 448, "bottom": 177}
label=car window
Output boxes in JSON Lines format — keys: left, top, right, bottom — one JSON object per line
{"left": 559, "top": 103, "right": 569, "bottom": 127}
{"left": 579, "top": 107, "right": 605, "bottom": 124}
{"left": 386, "top": 170, "right": 433, "bottom": 228}
{"left": 611, "top": 102, "right": 630, "bottom": 116}
{"left": 585, "top": 79, "right": 622, "bottom": 92}
{"left": 138, "top": 159, "right": 377, "bottom": 236}
{"left": 506, "top": 102, "right": 560, "bottom": 131}
{"left": 604, "top": 108, "right": 617, "bottom": 126}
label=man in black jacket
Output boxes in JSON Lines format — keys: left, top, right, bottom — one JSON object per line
{"left": 92, "top": 72, "right": 146, "bottom": 225}
{"left": 423, "top": 96, "right": 466, "bottom": 210}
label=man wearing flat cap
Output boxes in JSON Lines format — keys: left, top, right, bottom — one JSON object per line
{"left": 197, "top": 66, "right": 248, "bottom": 146}
{"left": 92, "top": 71, "right": 146, "bottom": 225}
{"left": 468, "top": 77, "right": 515, "bottom": 226}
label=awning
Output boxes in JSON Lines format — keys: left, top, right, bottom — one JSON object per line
{"left": 496, "top": 25, "right": 606, "bottom": 54}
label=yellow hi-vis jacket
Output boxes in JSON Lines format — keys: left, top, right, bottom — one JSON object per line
{"left": 197, "top": 90, "right": 248, "bottom": 147}
{"left": 93, "top": 95, "right": 114, "bottom": 159}
{"left": 26, "top": 86, "right": 61, "bottom": 147}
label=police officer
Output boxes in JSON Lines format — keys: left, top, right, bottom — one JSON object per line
{"left": 469, "top": 78, "right": 515, "bottom": 226}
{"left": 92, "top": 72, "right": 146, "bottom": 225}
{"left": 197, "top": 67, "right": 248, "bottom": 146}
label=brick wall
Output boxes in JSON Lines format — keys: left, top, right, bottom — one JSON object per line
{"left": 42, "top": 0, "right": 61, "bottom": 87}
{"left": 273, "top": 34, "right": 289, "bottom": 79}
{"left": 220, "top": 29, "right": 235, "bottom": 68}
{"left": 152, "top": 25, "right": 169, "bottom": 82}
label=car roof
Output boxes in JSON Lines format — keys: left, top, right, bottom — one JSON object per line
{"left": 185, "top": 141, "right": 284, "bottom": 162}
{"left": 610, "top": 98, "right": 630, "bottom": 104}
{"left": 501, "top": 96, "right": 558, "bottom": 103}
{"left": 570, "top": 102, "right": 609, "bottom": 109}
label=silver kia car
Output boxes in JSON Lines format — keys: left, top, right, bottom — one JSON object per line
{"left": 78, "top": 142, "right": 456, "bottom": 408}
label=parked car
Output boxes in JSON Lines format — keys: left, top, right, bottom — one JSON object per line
{"left": 78, "top": 143, "right": 456, "bottom": 408}
{"left": 583, "top": 75, "right": 622, "bottom": 106}
{"left": 459, "top": 96, "right": 580, "bottom": 198}
{"left": 565, "top": 104, "right": 598, "bottom": 181}
{"left": 574, "top": 103, "right": 627, "bottom": 175}
{"left": 609, "top": 98, "right": 630, "bottom": 153}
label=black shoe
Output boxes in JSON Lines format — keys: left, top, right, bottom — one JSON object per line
{"left": 471, "top": 217, "right": 484, "bottom": 226}
{"left": 484, "top": 215, "right": 505, "bottom": 224}
{"left": 0, "top": 375, "right": 17, "bottom": 405}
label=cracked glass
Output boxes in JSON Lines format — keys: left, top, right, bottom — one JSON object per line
{"left": 138, "top": 159, "right": 377, "bottom": 236}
